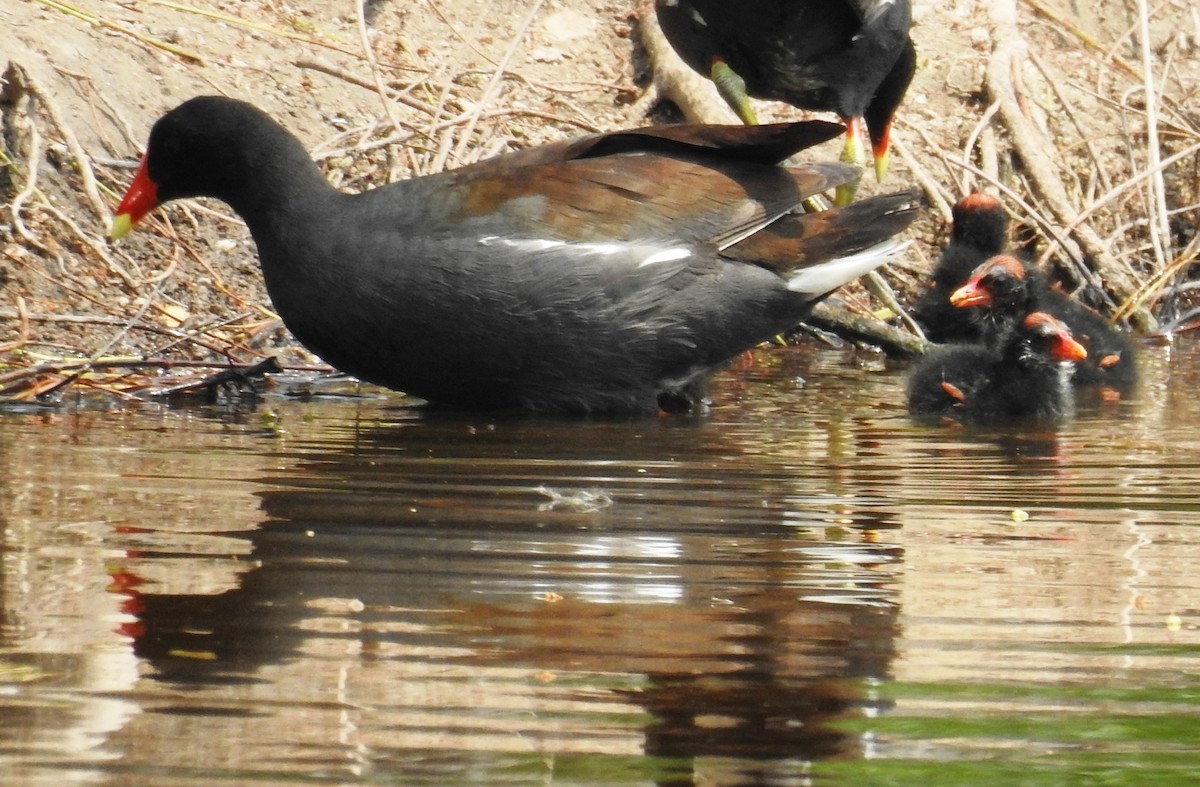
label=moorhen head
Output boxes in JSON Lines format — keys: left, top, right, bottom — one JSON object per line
{"left": 655, "top": 0, "right": 915, "bottom": 180}
{"left": 910, "top": 192, "right": 1010, "bottom": 343}
{"left": 111, "top": 96, "right": 918, "bottom": 414}
{"left": 948, "top": 254, "right": 1036, "bottom": 345}
{"left": 908, "top": 311, "right": 1088, "bottom": 423}
{"left": 951, "top": 255, "right": 1137, "bottom": 390}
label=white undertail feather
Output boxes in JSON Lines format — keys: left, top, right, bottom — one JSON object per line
{"left": 786, "top": 239, "right": 911, "bottom": 297}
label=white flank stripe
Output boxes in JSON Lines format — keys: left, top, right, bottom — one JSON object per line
{"left": 478, "top": 237, "right": 629, "bottom": 256}
{"left": 639, "top": 247, "right": 692, "bottom": 267}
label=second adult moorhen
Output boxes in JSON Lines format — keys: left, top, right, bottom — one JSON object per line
{"left": 950, "top": 255, "right": 1137, "bottom": 389}
{"left": 910, "top": 192, "right": 1009, "bottom": 343}
{"left": 110, "top": 96, "right": 918, "bottom": 414}
{"left": 907, "top": 311, "right": 1087, "bottom": 422}
{"left": 655, "top": 0, "right": 916, "bottom": 180}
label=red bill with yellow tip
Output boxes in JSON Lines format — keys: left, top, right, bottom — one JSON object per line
{"left": 109, "top": 156, "right": 157, "bottom": 240}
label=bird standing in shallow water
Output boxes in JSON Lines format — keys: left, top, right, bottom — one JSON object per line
{"left": 111, "top": 96, "right": 917, "bottom": 414}
{"left": 655, "top": 0, "right": 916, "bottom": 183}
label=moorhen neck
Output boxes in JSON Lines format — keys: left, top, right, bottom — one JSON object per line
{"left": 951, "top": 255, "right": 1137, "bottom": 389}
{"left": 907, "top": 311, "right": 1087, "bottom": 423}
{"left": 911, "top": 192, "right": 1010, "bottom": 343}
{"left": 655, "top": 0, "right": 915, "bottom": 180}
{"left": 111, "top": 96, "right": 918, "bottom": 414}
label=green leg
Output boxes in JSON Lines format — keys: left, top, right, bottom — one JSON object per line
{"left": 711, "top": 60, "right": 758, "bottom": 125}
{"left": 834, "top": 118, "right": 867, "bottom": 206}
{"left": 872, "top": 135, "right": 892, "bottom": 183}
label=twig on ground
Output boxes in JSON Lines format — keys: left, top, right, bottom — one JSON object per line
{"left": 424, "top": 0, "right": 499, "bottom": 67}
{"left": 149, "top": 356, "right": 282, "bottom": 398}
{"left": 0, "top": 356, "right": 330, "bottom": 402}
{"left": 1134, "top": 0, "right": 1172, "bottom": 273}
{"left": 900, "top": 121, "right": 968, "bottom": 213}
{"left": 142, "top": 0, "right": 360, "bottom": 59}
{"left": 16, "top": 65, "right": 110, "bottom": 224}
{"left": 35, "top": 0, "right": 204, "bottom": 63}
{"left": 448, "top": 0, "right": 548, "bottom": 168}
{"left": 41, "top": 203, "right": 141, "bottom": 290}
{"left": 807, "top": 301, "right": 929, "bottom": 358}
{"left": 1027, "top": 51, "right": 1112, "bottom": 195}
{"left": 862, "top": 272, "right": 926, "bottom": 339}
{"left": 8, "top": 101, "right": 44, "bottom": 248}
{"left": 891, "top": 133, "right": 953, "bottom": 223}
{"left": 295, "top": 58, "right": 438, "bottom": 121}
{"left": 356, "top": 0, "right": 407, "bottom": 141}
{"left": 986, "top": 0, "right": 1149, "bottom": 326}
{"left": 959, "top": 99, "right": 1001, "bottom": 194}
{"left": 0, "top": 307, "right": 253, "bottom": 360}
{"left": 0, "top": 298, "right": 31, "bottom": 353}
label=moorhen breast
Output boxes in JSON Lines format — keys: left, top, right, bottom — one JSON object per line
{"left": 907, "top": 311, "right": 1087, "bottom": 422}
{"left": 910, "top": 192, "right": 1009, "bottom": 343}
{"left": 110, "top": 96, "right": 918, "bottom": 414}
{"left": 951, "top": 255, "right": 1137, "bottom": 389}
{"left": 655, "top": 0, "right": 916, "bottom": 180}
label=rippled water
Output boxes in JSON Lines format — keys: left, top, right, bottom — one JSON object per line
{"left": 2, "top": 338, "right": 1199, "bottom": 785}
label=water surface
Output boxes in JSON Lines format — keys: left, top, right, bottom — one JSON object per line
{"left": 2, "top": 339, "right": 1199, "bottom": 785}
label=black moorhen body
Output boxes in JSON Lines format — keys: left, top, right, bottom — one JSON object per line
{"left": 111, "top": 96, "right": 918, "bottom": 414}
{"left": 910, "top": 192, "right": 1009, "bottom": 343}
{"left": 907, "top": 311, "right": 1087, "bottom": 422}
{"left": 951, "top": 255, "right": 1137, "bottom": 389}
{"left": 655, "top": 0, "right": 915, "bottom": 180}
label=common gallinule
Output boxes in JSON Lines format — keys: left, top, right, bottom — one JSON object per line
{"left": 951, "top": 255, "right": 1136, "bottom": 389}
{"left": 910, "top": 192, "right": 1009, "bottom": 343}
{"left": 907, "top": 311, "right": 1087, "bottom": 422}
{"left": 655, "top": 0, "right": 916, "bottom": 180}
{"left": 110, "top": 96, "right": 918, "bottom": 414}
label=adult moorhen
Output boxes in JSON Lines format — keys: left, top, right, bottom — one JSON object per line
{"left": 655, "top": 0, "right": 916, "bottom": 180}
{"left": 951, "top": 255, "right": 1137, "bottom": 389}
{"left": 910, "top": 192, "right": 1009, "bottom": 343}
{"left": 907, "top": 311, "right": 1087, "bottom": 423}
{"left": 110, "top": 96, "right": 918, "bottom": 414}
